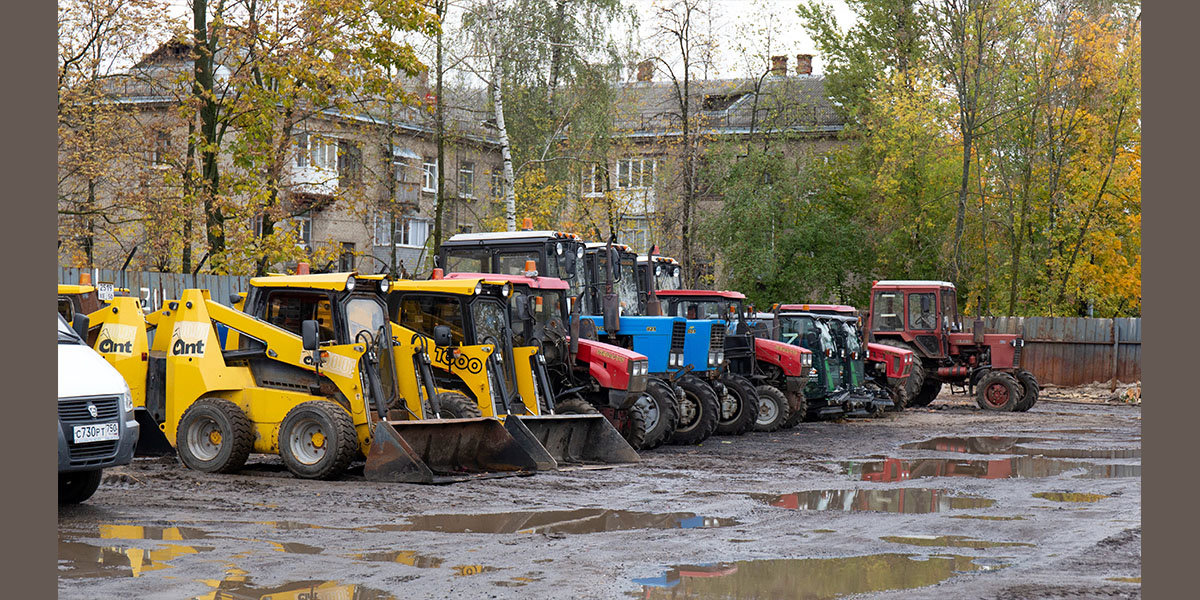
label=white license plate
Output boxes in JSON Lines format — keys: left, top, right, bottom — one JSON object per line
{"left": 73, "top": 422, "right": 120, "bottom": 444}
{"left": 97, "top": 282, "right": 115, "bottom": 302}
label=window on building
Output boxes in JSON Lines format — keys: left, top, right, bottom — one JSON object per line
{"left": 616, "top": 157, "right": 656, "bottom": 189}
{"left": 458, "top": 161, "right": 475, "bottom": 198}
{"left": 422, "top": 158, "right": 437, "bottom": 192}
{"left": 618, "top": 217, "right": 650, "bottom": 253}
{"left": 374, "top": 211, "right": 430, "bottom": 247}
{"left": 295, "top": 133, "right": 337, "bottom": 170}
{"left": 292, "top": 213, "right": 312, "bottom": 247}
{"left": 150, "top": 131, "right": 171, "bottom": 165}
{"left": 339, "top": 242, "right": 355, "bottom": 271}
{"left": 294, "top": 133, "right": 309, "bottom": 167}
{"left": 490, "top": 169, "right": 504, "bottom": 199}
{"left": 583, "top": 164, "right": 606, "bottom": 196}
{"left": 337, "top": 140, "right": 362, "bottom": 187}
{"left": 394, "top": 156, "right": 416, "bottom": 184}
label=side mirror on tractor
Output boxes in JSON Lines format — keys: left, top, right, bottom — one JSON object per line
{"left": 301, "top": 319, "right": 321, "bottom": 373}
{"left": 514, "top": 296, "right": 532, "bottom": 322}
{"left": 72, "top": 313, "right": 90, "bottom": 340}
{"left": 433, "top": 325, "right": 453, "bottom": 348}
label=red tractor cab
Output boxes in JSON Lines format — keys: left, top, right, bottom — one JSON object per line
{"left": 866, "top": 280, "right": 1039, "bottom": 412}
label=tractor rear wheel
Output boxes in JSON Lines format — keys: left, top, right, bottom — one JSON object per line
{"left": 878, "top": 340, "right": 928, "bottom": 405}
{"left": 669, "top": 375, "right": 719, "bottom": 445}
{"left": 781, "top": 389, "right": 809, "bottom": 428}
{"left": 715, "top": 374, "right": 759, "bottom": 436}
{"left": 279, "top": 401, "right": 358, "bottom": 480}
{"left": 753, "top": 385, "right": 791, "bottom": 432}
{"left": 1014, "top": 370, "right": 1040, "bottom": 412}
{"left": 975, "top": 371, "right": 1023, "bottom": 412}
{"left": 888, "top": 382, "right": 909, "bottom": 411}
{"left": 435, "top": 392, "right": 483, "bottom": 419}
{"left": 637, "top": 378, "right": 679, "bottom": 450}
{"left": 176, "top": 398, "right": 253, "bottom": 474}
{"left": 912, "top": 379, "right": 942, "bottom": 407}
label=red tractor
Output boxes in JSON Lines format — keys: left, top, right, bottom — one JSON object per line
{"left": 865, "top": 280, "right": 1039, "bottom": 412}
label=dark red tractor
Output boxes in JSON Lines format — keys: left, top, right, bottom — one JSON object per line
{"left": 865, "top": 280, "right": 1039, "bottom": 412}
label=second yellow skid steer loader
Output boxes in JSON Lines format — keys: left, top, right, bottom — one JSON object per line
{"left": 85, "top": 274, "right": 542, "bottom": 483}
{"left": 389, "top": 276, "right": 639, "bottom": 468}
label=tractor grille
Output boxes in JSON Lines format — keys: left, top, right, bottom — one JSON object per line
{"left": 671, "top": 322, "right": 686, "bottom": 353}
{"left": 710, "top": 323, "right": 726, "bottom": 354}
{"left": 59, "top": 396, "right": 121, "bottom": 422}
{"left": 1013, "top": 341, "right": 1023, "bottom": 367}
{"left": 60, "top": 395, "right": 122, "bottom": 467}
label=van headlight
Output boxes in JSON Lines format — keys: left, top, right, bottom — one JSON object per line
{"left": 121, "top": 385, "right": 134, "bottom": 413}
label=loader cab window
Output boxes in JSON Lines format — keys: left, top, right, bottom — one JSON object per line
{"left": 443, "top": 249, "right": 488, "bottom": 274}
{"left": 264, "top": 291, "right": 336, "bottom": 343}
{"left": 838, "top": 320, "right": 862, "bottom": 356}
{"left": 345, "top": 297, "right": 387, "bottom": 344}
{"left": 470, "top": 297, "right": 509, "bottom": 347}
{"left": 57, "top": 297, "right": 74, "bottom": 323}
{"left": 656, "top": 263, "right": 682, "bottom": 291}
{"left": 873, "top": 291, "right": 904, "bottom": 332}
{"left": 391, "top": 294, "right": 465, "bottom": 346}
{"left": 908, "top": 292, "right": 937, "bottom": 331}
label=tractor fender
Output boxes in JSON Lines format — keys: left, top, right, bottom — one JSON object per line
{"left": 754, "top": 337, "right": 807, "bottom": 377}
{"left": 573, "top": 337, "right": 643, "bottom": 391}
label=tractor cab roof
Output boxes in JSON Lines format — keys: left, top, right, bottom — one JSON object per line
{"left": 657, "top": 289, "right": 746, "bottom": 300}
{"left": 583, "top": 241, "right": 636, "bottom": 254}
{"left": 873, "top": 280, "right": 956, "bottom": 289}
{"left": 444, "top": 230, "right": 583, "bottom": 244}
{"left": 444, "top": 272, "right": 569, "bottom": 291}
{"left": 638, "top": 254, "right": 679, "bottom": 265}
{"left": 778, "top": 303, "right": 857, "bottom": 315}
{"left": 250, "top": 272, "right": 388, "bottom": 292}
{"left": 393, "top": 276, "right": 513, "bottom": 297}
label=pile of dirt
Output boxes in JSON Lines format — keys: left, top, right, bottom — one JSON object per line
{"left": 1037, "top": 383, "right": 1141, "bottom": 405}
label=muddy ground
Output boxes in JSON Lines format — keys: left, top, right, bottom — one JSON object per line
{"left": 58, "top": 393, "right": 1141, "bottom": 599}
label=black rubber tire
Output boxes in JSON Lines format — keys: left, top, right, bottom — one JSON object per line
{"left": 912, "top": 379, "right": 942, "bottom": 407}
{"left": 637, "top": 378, "right": 680, "bottom": 450}
{"left": 975, "top": 371, "right": 1023, "bottom": 412}
{"left": 780, "top": 388, "right": 808, "bottom": 428}
{"left": 435, "top": 391, "right": 483, "bottom": 419}
{"left": 877, "top": 339, "right": 926, "bottom": 405}
{"left": 888, "top": 382, "right": 909, "bottom": 411}
{"left": 59, "top": 470, "right": 102, "bottom": 504}
{"left": 1014, "top": 370, "right": 1040, "bottom": 412}
{"left": 715, "top": 374, "right": 759, "bottom": 436}
{"left": 752, "top": 385, "right": 791, "bottom": 432}
{"left": 176, "top": 398, "right": 253, "bottom": 474}
{"left": 278, "top": 401, "right": 358, "bottom": 480}
{"left": 669, "top": 375, "right": 719, "bottom": 445}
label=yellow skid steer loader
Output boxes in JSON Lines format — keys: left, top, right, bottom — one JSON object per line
{"left": 84, "top": 275, "right": 543, "bottom": 483}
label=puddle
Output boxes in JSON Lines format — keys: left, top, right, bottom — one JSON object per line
{"left": 493, "top": 574, "right": 543, "bottom": 587}
{"left": 94, "top": 524, "right": 212, "bottom": 540}
{"left": 630, "top": 553, "right": 1001, "bottom": 599}
{"left": 350, "top": 550, "right": 445, "bottom": 568}
{"left": 949, "top": 515, "right": 1026, "bottom": 521}
{"left": 753, "top": 489, "right": 994, "bottom": 514}
{"left": 364, "top": 509, "right": 738, "bottom": 534}
{"left": 453, "top": 564, "right": 500, "bottom": 576}
{"left": 263, "top": 541, "right": 323, "bottom": 554}
{"left": 195, "top": 575, "right": 395, "bottom": 599}
{"left": 843, "top": 457, "right": 1140, "bottom": 481}
{"left": 881, "top": 535, "right": 1034, "bottom": 549}
{"left": 1106, "top": 576, "right": 1141, "bottom": 583}
{"left": 58, "top": 538, "right": 212, "bottom": 579}
{"left": 1033, "top": 492, "right": 1109, "bottom": 503}
{"left": 901, "top": 436, "right": 1140, "bottom": 459}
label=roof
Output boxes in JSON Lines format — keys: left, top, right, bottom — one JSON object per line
{"left": 445, "top": 230, "right": 582, "bottom": 243}
{"left": 584, "top": 242, "right": 635, "bottom": 253}
{"left": 779, "top": 303, "right": 856, "bottom": 314}
{"left": 249, "top": 272, "right": 386, "bottom": 291}
{"left": 392, "top": 276, "right": 512, "bottom": 296}
{"left": 638, "top": 255, "right": 679, "bottom": 265}
{"left": 613, "top": 75, "right": 843, "bottom": 138}
{"left": 444, "top": 272, "right": 568, "bottom": 291}
{"left": 874, "top": 280, "right": 956, "bottom": 289}
{"left": 657, "top": 289, "right": 746, "bottom": 300}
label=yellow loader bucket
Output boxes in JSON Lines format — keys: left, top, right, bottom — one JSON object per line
{"left": 364, "top": 419, "right": 543, "bottom": 484}
{"left": 507, "top": 414, "right": 640, "bottom": 466}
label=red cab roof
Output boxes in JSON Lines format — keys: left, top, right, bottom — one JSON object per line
{"left": 443, "top": 272, "right": 569, "bottom": 291}
{"left": 656, "top": 289, "right": 746, "bottom": 300}
{"left": 778, "top": 303, "right": 857, "bottom": 315}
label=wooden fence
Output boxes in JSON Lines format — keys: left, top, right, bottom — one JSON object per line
{"left": 58, "top": 267, "right": 252, "bottom": 313}
{"left": 981, "top": 316, "right": 1141, "bottom": 387}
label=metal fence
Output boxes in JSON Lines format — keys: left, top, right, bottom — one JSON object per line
{"left": 58, "top": 267, "right": 252, "bottom": 313}
{"left": 981, "top": 316, "right": 1141, "bottom": 387}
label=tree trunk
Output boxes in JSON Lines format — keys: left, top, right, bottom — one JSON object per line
{"left": 194, "top": 0, "right": 224, "bottom": 259}
{"left": 952, "top": 124, "right": 971, "bottom": 282}
{"left": 493, "top": 79, "right": 517, "bottom": 231}
{"left": 182, "top": 120, "right": 197, "bottom": 273}
{"left": 432, "top": 0, "right": 447, "bottom": 248}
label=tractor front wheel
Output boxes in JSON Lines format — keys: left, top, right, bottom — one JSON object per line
{"left": 753, "top": 385, "right": 791, "bottom": 432}
{"left": 975, "top": 371, "right": 1023, "bottom": 412}
{"left": 669, "top": 375, "right": 719, "bottom": 445}
{"left": 435, "top": 392, "right": 483, "bottom": 419}
{"left": 279, "top": 401, "right": 358, "bottom": 480}
{"left": 636, "top": 378, "right": 679, "bottom": 450}
{"left": 878, "top": 340, "right": 925, "bottom": 405}
{"left": 176, "top": 398, "right": 253, "bottom": 474}
{"left": 715, "top": 374, "right": 759, "bottom": 436}
{"left": 1014, "top": 370, "right": 1040, "bottom": 412}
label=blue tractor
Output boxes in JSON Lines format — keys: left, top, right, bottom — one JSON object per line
{"left": 437, "top": 230, "right": 720, "bottom": 445}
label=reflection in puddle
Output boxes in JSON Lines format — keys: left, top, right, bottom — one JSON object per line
{"left": 950, "top": 515, "right": 1026, "bottom": 521}
{"left": 844, "top": 457, "right": 1140, "bottom": 481}
{"left": 901, "top": 436, "right": 1141, "bottom": 459}
{"left": 350, "top": 550, "right": 445, "bottom": 568}
{"left": 881, "top": 535, "right": 1033, "bottom": 549}
{"left": 193, "top": 575, "right": 395, "bottom": 600}
{"left": 453, "top": 564, "right": 500, "bottom": 576}
{"left": 365, "top": 509, "right": 738, "bottom": 534}
{"left": 263, "top": 541, "right": 323, "bottom": 554}
{"left": 1033, "top": 492, "right": 1109, "bottom": 503}
{"left": 1106, "top": 576, "right": 1141, "bottom": 583}
{"left": 58, "top": 538, "right": 212, "bottom": 578}
{"left": 630, "top": 554, "right": 1000, "bottom": 599}
{"left": 97, "top": 524, "right": 212, "bottom": 540}
{"left": 753, "top": 489, "right": 994, "bottom": 514}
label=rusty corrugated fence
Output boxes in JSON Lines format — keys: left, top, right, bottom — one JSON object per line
{"left": 58, "top": 267, "right": 252, "bottom": 313}
{"left": 981, "top": 316, "right": 1141, "bottom": 386}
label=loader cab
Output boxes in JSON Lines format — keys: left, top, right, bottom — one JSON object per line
{"left": 242, "top": 273, "right": 393, "bottom": 348}
{"left": 867, "top": 280, "right": 960, "bottom": 359}
{"left": 637, "top": 255, "right": 682, "bottom": 292}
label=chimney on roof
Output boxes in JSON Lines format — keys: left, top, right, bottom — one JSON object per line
{"left": 770, "top": 55, "right": 788, "bottom": 76}
{"left": 636, "top": 60, "right": 654, "bottom": 82}
{"left": 796, "top": 54, "right": 813, "bottom": 76}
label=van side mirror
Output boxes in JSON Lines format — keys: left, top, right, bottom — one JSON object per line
{"left": 301, "top": 320, "right": 320, "bottom": 351}
{"left": 72, "top": 314, "right": 90, "bottom": 340}
{"left": 433, "top": 325, "right": 453, "bottom": 348}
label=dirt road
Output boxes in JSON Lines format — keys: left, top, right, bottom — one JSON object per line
{"left": 58, "top": 395, "right": 1141, "bottom": 599}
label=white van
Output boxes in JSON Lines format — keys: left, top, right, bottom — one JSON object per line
{"left": 57, "top": 314, "right": 139, "bottom": 504}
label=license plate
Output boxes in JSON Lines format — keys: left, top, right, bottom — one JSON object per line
{"left": 73, "top": 422, "right": 119, "bottom": 444}
{"left": 96, "top": 282, "right": 115, "bottom": 302}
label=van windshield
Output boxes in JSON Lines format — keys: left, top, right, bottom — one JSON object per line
{"left": 58, "top": 316, "right": 83, "bottom": 345}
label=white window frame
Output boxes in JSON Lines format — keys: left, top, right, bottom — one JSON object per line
{"left": 293, "top": 213, "right": 312, "bottom": 248}
{"left": 458, "top": 162, "right": 475, "bottom": 199}
{"left": 615, "top": 157, "right": 656, "bottom": 190}
{"left": 375, "top": 211, "right": 431, "bottom": 248}
{"left": 583, "top": 164, "right": 605, "bottom": 197}
{"left": 295, "top": 133, "right": 337, "bottom": 171}
{"left": 422, "top": 159, "right": 437, "bottom": 192}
